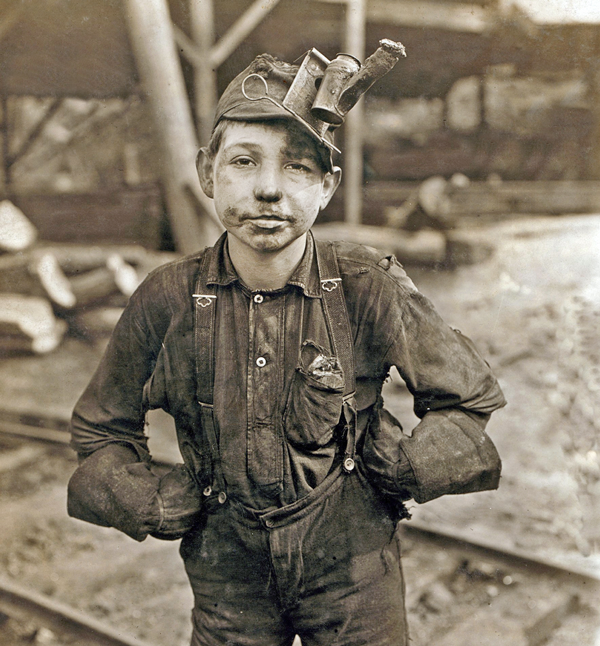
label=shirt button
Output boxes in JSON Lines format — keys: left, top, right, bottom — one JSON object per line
{"left": 203, "top": 486, "right": 212, "bottom": 497}
{"left": 256, "top": 356, "right": 267, "bottom": 367}
{"left": 218, "top": 491, "right": 227, "bottom": 504}
{"left": 253, "top": 294, "right": 264, "bottom": 304}
{"left": 343, "top": 457, "right": 356, "bottom": 472}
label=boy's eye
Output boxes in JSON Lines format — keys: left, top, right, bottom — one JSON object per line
{"left": 286, "top": 162, "right": 313, "bottom": 173}
{"left": 231, "top": 157, "right": 255, "bottom": 167}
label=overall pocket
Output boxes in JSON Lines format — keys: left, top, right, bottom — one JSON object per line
{"left": 284, "top": 341, "right": 345, "bottom": 449}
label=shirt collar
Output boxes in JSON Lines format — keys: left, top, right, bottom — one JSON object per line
{"left": 206, "top": 231, "right": 322, "bottom": 298}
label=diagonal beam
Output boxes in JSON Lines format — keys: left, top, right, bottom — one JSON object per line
{"left": 173, "top": 23, "right": 204, "bottom": 68}
{"left": 173, "top": 0, "right": 282, "bottom": 71}
{"left": 209, "top": 0, "right": 282, "bottom": 68}
{"left": 6, "top": 99, "right": 63, "bottom": 168}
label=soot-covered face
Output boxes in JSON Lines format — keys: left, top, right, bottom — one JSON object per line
{"left": 198, "top": 120, "right": 341, "bottom": 255}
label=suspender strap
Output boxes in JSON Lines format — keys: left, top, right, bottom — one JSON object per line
{"left": 193, "top": 251, "right": 227, "bottom": 499}
{"left": 315, "top": 240, "right": 358, "bottom": 473}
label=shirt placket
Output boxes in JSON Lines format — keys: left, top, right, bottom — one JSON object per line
{"left": 246, "top": 291, "right": 285, "bottom": 490}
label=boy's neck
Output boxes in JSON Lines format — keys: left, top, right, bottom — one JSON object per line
{"left": 226, "top": 234, "right": 308, "bottom": 291}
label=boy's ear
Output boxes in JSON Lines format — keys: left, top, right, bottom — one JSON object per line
{"left": 196, "top": 147, "right": 214, "bottom": 199}
{"left": 319, "top": 166, "right": 342, "bottom": 211}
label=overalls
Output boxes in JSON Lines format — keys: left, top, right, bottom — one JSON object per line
{"left": 183, "top": 240, "right": 409, "bottom": 646}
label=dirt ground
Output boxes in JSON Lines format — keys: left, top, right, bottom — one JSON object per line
{"left": 0, "top": 214, "right": 599, "bottom": 645}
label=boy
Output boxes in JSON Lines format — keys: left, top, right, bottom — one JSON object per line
{"left": 68, "top": 45, "right": 505, "bottom": 645}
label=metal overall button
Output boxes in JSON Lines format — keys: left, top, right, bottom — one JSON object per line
{"left": 253, "top": 294, "right": 264, "bottom": 304}
{"left": 343, "top": 457, "right": 355, "bottom": 472}
{"left": 203, "top": 486, "right": 212, "bottom": 497}
{"left": 218, "top": 491, "right": 227, "bottom": 504}
{"left": 256, "top": 356, "right": 267, "bottom": 367}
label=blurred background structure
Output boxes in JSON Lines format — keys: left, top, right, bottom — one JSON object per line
{"left": 1, "top": 2, "right": 600, "bottom": 646}
{"left": 2, "top": 0, "right": 600, "bottom": 251}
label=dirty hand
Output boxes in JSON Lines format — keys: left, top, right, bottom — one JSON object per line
{"left": 151, "top": 464, "right": 203, "bottom": 540}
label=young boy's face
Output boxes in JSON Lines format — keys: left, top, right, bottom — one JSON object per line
{"left": 198, "top": 120, "right": 341, "bottom": 255}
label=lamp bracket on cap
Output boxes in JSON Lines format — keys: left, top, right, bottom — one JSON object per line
{"left": 241, "top": 72, "right": 342, "bottom": 155}
{"left": 231, "top": 39, "right": 405, "bottom": 160}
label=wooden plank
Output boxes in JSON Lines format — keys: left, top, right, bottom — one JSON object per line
{"left": 312, "top": 222, "right": 446, "bottom": 264}
{"left": 0, "top": 295, "right": 67, "bottom": 355}
{"left": 12, "top": 187, "right": 165, "bottom": 248}
{"left": 68, "top": 257, "right": 139, "bottom": 309}
{"left": 357, "top": 181, "right": 600, "bottom": 219}
{"left": 0, "top": 199, "right": 37, "bottom": 252}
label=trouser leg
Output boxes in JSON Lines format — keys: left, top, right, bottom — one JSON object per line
{"left": 269, "top": 465, "right": 409, "bottom": 646}
{"left": 181, "top": 464, "right": 409, "bottom": 646}
{"left": 181, "top": 506, "right": 295, "bottom": 646}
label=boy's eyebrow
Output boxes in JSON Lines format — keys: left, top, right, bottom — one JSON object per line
{"left": 282, "top": 144, "right": 321, "bottom": 164}
{"left": 221, "top": 141, "right": 263, "bottom": 154}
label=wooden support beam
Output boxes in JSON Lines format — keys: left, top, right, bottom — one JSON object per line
{"left": 343, "top": 0, "right": 366, "bottom": 225}
{"left": 172, "top": 24, "right": 204, "bottom": 68}
{"left": 319, "top": 0, "right": 493, "bottom": 33}
{"left": 368, "top": 0, "right": 491, "bottom": 32}
{"left": 190, "top": 0, "right": 217, "bottom": 145}
{"left": 124, "top": 0, "right": 221, "bottom": 254}
{"left": 209, "top": 0, "right": 282, "bottom": 68}
{"left": 363, "top": 180, "right": 600, "bottom": 218}
{"left": 5, "top": 99, "right": 62, "bottom": 169}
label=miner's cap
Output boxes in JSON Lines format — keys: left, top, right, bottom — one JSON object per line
{"left": 212, "top": 53, "right": 336, "bottom": 172}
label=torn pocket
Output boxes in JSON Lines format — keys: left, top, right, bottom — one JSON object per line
{"left": 284, "top": 341, "right": 344, "bottom": 449}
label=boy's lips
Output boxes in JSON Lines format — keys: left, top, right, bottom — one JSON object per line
{"left": 247, "top": 216, "right": 288, "bottom": 229}
{"left": 241, "top": 213, "right": 291, "bottom": 227}
{"left": 244, "top": 213, "right": 288, "bottom": 221}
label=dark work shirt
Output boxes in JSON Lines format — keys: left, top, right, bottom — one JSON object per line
{"left": 71, "top": 232, "right": 506, "bottom": 510}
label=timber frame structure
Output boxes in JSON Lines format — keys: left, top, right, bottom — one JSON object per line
{"left": 1, "top": 1, "right": 599, "bottom": 253}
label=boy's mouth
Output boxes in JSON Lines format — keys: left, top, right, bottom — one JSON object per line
{"left": 243, "top": 213, "right": 290, "bottom": 228}
{"left": 248, "top": 216, "right": 287, "bottom": 229}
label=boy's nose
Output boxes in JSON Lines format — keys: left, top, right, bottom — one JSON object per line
{"left": 254, "top": 167, "right": 283, "bottom": 202}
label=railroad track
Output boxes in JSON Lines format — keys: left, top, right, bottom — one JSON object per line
{"left": 0, "top": 577, "right": 157, "bottom": 646}
{"left": 1, "top": 413, "right": 599, "bottom": 646}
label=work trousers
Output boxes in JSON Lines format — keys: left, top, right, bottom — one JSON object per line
{"left": 180, "top": 461, "right": 409, "bottom": 646}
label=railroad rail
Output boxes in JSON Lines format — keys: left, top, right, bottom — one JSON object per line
{"left": 0, "top": 577, "right": 157, "bottom": 646}
{"left": 2, "top": 410, "right": 600, "bottom": 583}
{"left": 1, "top": 410, "right": 599, "bottom": 646}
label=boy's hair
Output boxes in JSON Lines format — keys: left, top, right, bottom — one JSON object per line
{"left": 206, "top": 117, "right": 330, "bottom": 175}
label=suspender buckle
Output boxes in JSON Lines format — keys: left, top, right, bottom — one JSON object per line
{"left": 321, "top": 278, "right": 341, "bottom": 292}
{"left": 193, "top": 294, "right": 217, "bottom": 307}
